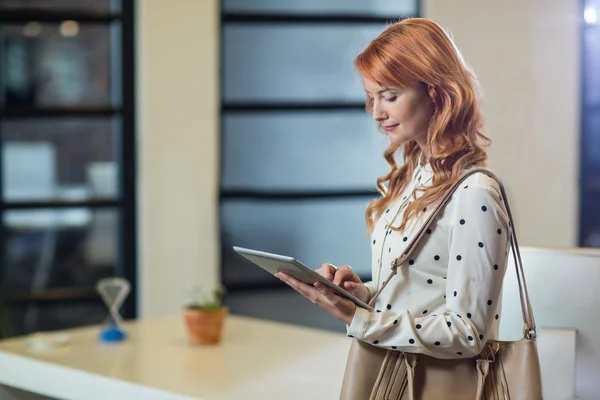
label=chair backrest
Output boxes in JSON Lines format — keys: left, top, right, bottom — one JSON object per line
{"left": 2, "top": 142, "right": 56, "bottom": 201}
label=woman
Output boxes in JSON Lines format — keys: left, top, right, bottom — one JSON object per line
{"left": 275, "top": 17, "right": 509, "bottom": 359}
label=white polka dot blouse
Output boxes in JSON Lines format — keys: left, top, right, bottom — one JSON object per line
{"left": 346, "top": 161, "right": 511, "bottom": 359}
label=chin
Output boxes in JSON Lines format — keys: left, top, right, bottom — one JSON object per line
{"left": 387, "top": 133, "right": 412, "bottom": 146}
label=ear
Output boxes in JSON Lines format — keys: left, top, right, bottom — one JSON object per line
{"left": 426, "top": 84, "right": 439, "bottom": 110}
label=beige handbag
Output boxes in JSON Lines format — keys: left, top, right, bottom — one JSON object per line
{"left": 340, "top": 168, "right": 542, "bottom": 400}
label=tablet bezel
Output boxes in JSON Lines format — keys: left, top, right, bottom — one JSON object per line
{"left": 233, "top": 246, "right": 373, "bottom": 310}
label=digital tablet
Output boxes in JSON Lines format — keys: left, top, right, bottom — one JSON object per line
{"left": 233, "top": 246, "right": 373, "bottom": 310}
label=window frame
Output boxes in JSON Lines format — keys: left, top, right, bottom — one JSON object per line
{"left": 0, "top": 0, "right": 137, "bottom": 335}
{"left": 580, "top": 0, "right": 600, "bottom": 247}
{"left": 219, "top": 2, "right": 420, "bottom": 291}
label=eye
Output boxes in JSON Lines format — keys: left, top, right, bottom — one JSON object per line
{"left": 386, "top": 96, "right": 397, "bottom": 102}
{"left": 367, "top": 97, "right": 374, "bottom": 104}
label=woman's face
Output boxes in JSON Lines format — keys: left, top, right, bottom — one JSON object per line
{"left": 363, "top": 77, "right": 434, "bottom": 147}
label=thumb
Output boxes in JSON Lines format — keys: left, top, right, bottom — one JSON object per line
{"left": 344, "top": 281, "right": 367, "bottom": 295}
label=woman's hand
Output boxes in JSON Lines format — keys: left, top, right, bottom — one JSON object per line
{"left": 274, "top": 270, "right": 357, "bottom": 325}
{"left": 315, "top": 263, "right": 371, "bottom": 304}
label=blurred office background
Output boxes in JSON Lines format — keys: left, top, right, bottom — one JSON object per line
{"left": 0, "top": 0, "right": 596, "bottom": 337}
{"left": 0, "top": 0, "right": 135, "bottom": 337}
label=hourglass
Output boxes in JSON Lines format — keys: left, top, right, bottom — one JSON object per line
{"left": 96, "top": 277, "right": 131, "bottom": 342}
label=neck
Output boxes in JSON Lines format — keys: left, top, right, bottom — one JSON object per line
{"left": 414, "top": 139, "right": 429, "bottom": 164}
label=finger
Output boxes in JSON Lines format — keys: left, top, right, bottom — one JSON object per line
{"left": 279, "top": 273, "right": 318, "bottom": 299}
{"left": 314, "top": 282, "right": 339, "bottom": 302}
{"left": 317, "top": 263, "right": 337, "bottom": 281}
{"left": 333, "top": 265, "right": 358, "bottom": 286}
{"left": 343, "top": 281, "right": 363, "bottom": 293}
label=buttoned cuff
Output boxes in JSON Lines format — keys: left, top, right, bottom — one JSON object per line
{"left": 346, "top": 306, "right": 372, "bottom": 338}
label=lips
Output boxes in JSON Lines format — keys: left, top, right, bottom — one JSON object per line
{"left": 383, "top": 124, "right": 399, "bottom": 132}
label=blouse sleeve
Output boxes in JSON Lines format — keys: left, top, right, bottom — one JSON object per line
{"left": 363, "top": 280, "right": 377, "bottom": 302}
{"left": 346, "top": 182, "right": 510, "bottom": 358}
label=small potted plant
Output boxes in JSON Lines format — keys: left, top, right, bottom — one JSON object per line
{"left": 183, "top": 285, "right": 228, "bottom": 345}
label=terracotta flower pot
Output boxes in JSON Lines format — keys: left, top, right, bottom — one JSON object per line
{"left": 183, "top": 306, "right": 228, "bottom": 345}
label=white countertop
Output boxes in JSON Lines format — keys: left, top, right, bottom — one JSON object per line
{"left": 0, "top": 314, "right": 352, "bottom": 400}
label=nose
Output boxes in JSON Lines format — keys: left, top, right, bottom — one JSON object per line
{"left": 372, "top": 101, "right": 386, "bottom": 122}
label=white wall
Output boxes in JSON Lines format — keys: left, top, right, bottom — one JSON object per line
{"left": 424, "top": 0, "right": 581, "bottom": 247}
{"left": 136, "top": 0, "right": 220, "bottom": 317}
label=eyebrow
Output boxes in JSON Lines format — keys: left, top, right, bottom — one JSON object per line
{"left": 365, "top": 87, "right": 395, "bottom": 95}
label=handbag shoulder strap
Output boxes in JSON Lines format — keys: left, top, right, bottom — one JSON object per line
{"left": 368, "top": 167, "right": 537, "bottom": 339}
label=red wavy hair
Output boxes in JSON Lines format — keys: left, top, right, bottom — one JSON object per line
{"left": 356, "top": 18, "right": 491, "bottom": 234}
